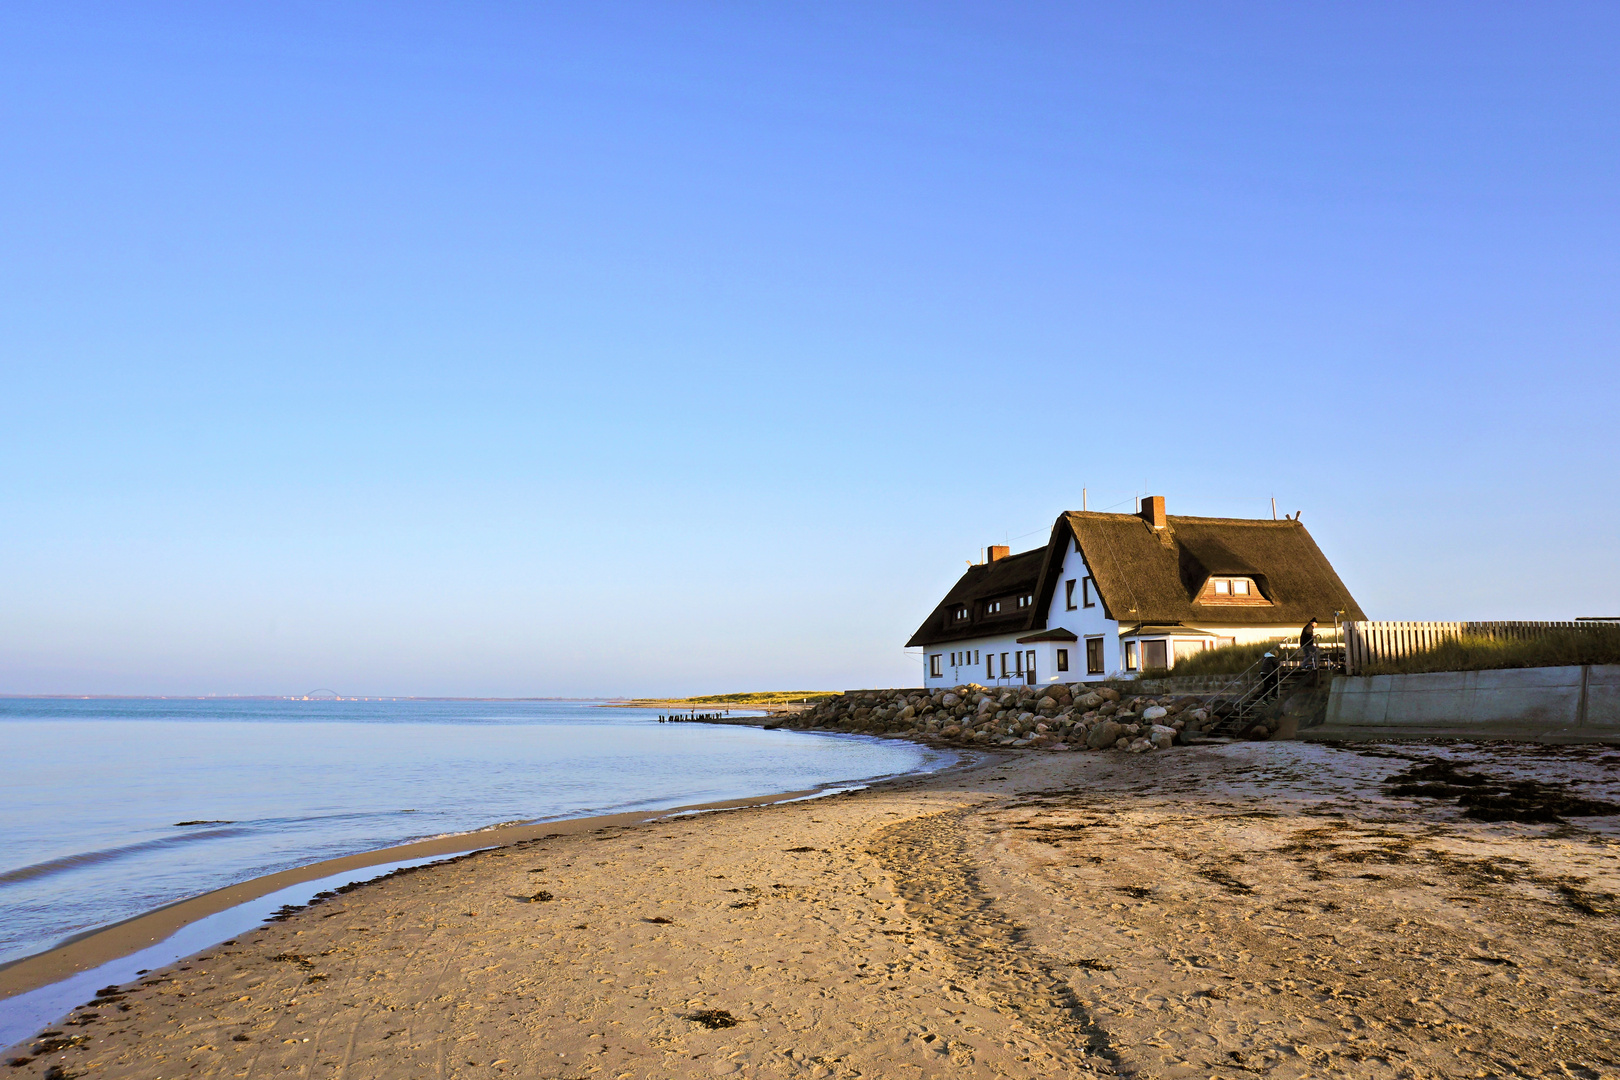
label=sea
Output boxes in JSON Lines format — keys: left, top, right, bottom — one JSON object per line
{"left": 0, "top": 697, "right": 949, "bottom": 971}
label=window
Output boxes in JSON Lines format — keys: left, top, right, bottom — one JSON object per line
{"left": 1065, "top": 579, "right": 1077, "bottom": 610}
{"left": 985, "top": 600, "right": 1002, "bottom": 615}
{"left": 1174, "top": 639, "right": 1208, "bottom": 663}
{"left": 1015, "top": 651, "right": 1023, "bottom": 675}
{"left": 973, "top": 650, "right": 979, "bottom": 664}
{"left": 1017, "top": 594, "right": 1034, "bottom": 609}
{"left": 954, "top": 605, "right": 969, "bottom": 620}
{"left": 1082, "top": 577, "right": 1096, "bottom": 608}
{"left": 1000, "top": 652, "right": 1009, "bottom": 677}
{"left": 1142, "top": 640, "right": 1168, "bottom": 670}
{"left": 986, "top": 654, "right": 995, "bottom": 678}
{"left": 929, "top": 654, "right": 942, "bottom": 678}
{"left": 1211, "top": 577, "right": 1255, "bottom": 597}
{"left": 1125, "top": 641, "right": 1139, "bottom": 671}
{"left": 1056, "top": 648, "right": 1069, "bottom": 672}
{"left": 1086, "top": 637, "right": 1104, "bottom": 675}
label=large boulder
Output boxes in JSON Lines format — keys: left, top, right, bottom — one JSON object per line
{"left": 1096, "top": 687, "right": 1121, "bottom": 703}
{"left": 1148, "top": 724, "right": 1176, "bottom": 750}
{"left": 940, "top": 692, "right": 960, "bottom": 707}
{"left": 1098, "top": 700, "right": 1119, "bottom": 716}
{"left": 1142, "top": 705, "right": 1169, "bottom": 722}
{"left": 1086, "top": 720, "right": 1123, "bottom": 749}
{"left": 1077, "top": 691, "right": 1103, "bottom": 709}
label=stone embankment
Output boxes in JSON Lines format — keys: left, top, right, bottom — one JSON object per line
{"left": 777, "top": 684, "right": 1240, "bottom": 752}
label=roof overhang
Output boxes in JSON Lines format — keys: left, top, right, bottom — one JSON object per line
{"left": 1120, "top": 624, "right": 1221, "bottom": 638}
{"left": 1015, "top": 628, "right": 1079, "bottom": 644}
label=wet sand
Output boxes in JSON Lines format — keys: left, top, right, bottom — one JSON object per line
{"left": 6, "top": 740, "right": 1619, "bottom": 1079}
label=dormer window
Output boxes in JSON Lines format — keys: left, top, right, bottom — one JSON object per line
{"left": 984, "top": 600, "right": 1002, "bottom": 615}
{"left": 1203, "top": 576, "right": 1267, "bottom": 604}
{"left": 953, "top": 605, "right": 969, "bottom": 620}
{"left": 1016, "top": 594, "right": 1034, "bottom": 609}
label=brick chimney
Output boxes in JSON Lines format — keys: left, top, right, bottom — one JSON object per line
{"left": 986, "top": 545, "right": 1010, "bottom": 563}
{"left": 1139, "top": 495, "right": 1166, "bottom": 529}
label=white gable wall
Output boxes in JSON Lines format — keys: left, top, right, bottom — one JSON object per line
{"left": 1042, "top": 537, "right": 1121, "bottom": 681}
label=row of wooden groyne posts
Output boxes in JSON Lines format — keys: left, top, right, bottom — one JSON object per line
{"left": 657, "top": 711, "right": 732, "bottom": 723}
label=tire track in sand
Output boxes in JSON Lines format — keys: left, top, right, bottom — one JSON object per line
{"left": 870, "top": 807, "right": 1123, "bottom": 1076}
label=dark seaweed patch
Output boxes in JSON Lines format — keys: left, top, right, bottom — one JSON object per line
{"left": 30, "top": 1035, "right": 87, "bottom": 1055}
{"left": 1197, "top": 868, "right": 1254, "bottom": 894}
{"left": 686, "top": 1009, "right": 737, "bottom": 1029}
{"left": 1554, "top": 881, "right": 1616, "bottom": 917}
{"left": 1384, "top": 759, "right": 1619, "bottom": 824}
{"left": 1459, "top": 783, "right": 1619, "bottom": 824}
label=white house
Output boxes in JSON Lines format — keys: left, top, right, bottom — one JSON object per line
{"left": 907, "top": 496, "right": 1366, "bottom": 689}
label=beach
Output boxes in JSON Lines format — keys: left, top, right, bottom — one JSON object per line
{"left": 6, "top": 739, "right": 1619, "bottom": 1079}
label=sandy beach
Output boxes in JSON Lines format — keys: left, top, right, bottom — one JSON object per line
{"left": 6, "top": 739, "right": 1620, "bottom": 1079}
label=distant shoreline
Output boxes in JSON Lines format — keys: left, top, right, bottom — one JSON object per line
{"left": 0, "top": 695, "right": 616, "bottom": 702}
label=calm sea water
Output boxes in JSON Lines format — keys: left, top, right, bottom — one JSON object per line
{"left": 0, "top": 698, "right": 947, "bottom": 967}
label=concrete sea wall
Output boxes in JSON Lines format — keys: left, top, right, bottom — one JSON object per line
{"left": 1304, "top": 664, "right": 1620, "bottom": 743}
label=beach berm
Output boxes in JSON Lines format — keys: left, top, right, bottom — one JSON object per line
{"left": 7, "top": 740, "right": 1619, "bottom": 1079}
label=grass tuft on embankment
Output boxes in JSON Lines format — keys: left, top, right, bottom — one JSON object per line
{"left": 1361, "top": 627, "right": 1620, "bottom": 676}
{"left": 1163, "top": 639, "right": 1286, "bottom": 677}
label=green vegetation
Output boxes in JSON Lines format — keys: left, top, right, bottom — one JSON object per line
{"left": 1362, "top": 627, "right": 1620, "bottom": 676}
{"left": 1162, "top": 639, "right": 1283, "bottom": 677}
{"left": 627, "top": 691, "right": 839, "bottom": 706}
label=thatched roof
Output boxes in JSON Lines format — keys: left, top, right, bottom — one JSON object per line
{"left": 905, "top": 547, "right": 1044, "bottom": 648}
{"left": 906, "top": 508, "right": 1365, "bottom": 648}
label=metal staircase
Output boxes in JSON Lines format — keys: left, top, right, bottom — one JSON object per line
{"left": 1205, "top": 643, "right": 1342, "bottom": 737}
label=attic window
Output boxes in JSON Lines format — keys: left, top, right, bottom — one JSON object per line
{"left": 985, "top": 601, "right": 1002, "bottom": 615}
{"left": 1016, "top": 594, "right": 1034, "bottom": 609}
{"left": 954, "top": 606, "right": 969, "bottom": 620}
{"left": 1213, "top": 578, "right": 1252, "bottom": 596}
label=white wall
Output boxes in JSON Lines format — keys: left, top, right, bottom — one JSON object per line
{"left": 1041, "top": 538, "right": 1120, "bottom": 681}
{"left": 923, "top": 633, "right": 1045, "bottom": 689}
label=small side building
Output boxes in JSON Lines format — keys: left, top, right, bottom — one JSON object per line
{"left": 906, "top": 496, "right": 1366, "bottom": 688}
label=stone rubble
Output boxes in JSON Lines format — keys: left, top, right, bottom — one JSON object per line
{"left": 776, "top": 683, "right": 1277, "bottom": 751}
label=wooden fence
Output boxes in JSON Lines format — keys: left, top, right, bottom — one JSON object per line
{"left": 1343, "top": 620, "right": 1607, "bottom": 675}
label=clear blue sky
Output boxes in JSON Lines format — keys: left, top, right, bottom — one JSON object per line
{"left": 3, "top": 3, "right": 1616, "bottom": 697}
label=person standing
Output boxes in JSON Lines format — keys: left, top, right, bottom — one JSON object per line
{"left": 1300, "top": 617, "right": 1320, "bottom": 669}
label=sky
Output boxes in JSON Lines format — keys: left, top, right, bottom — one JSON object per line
{"left": 2, "top": 2, "right": 1617, "bottom": 697}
